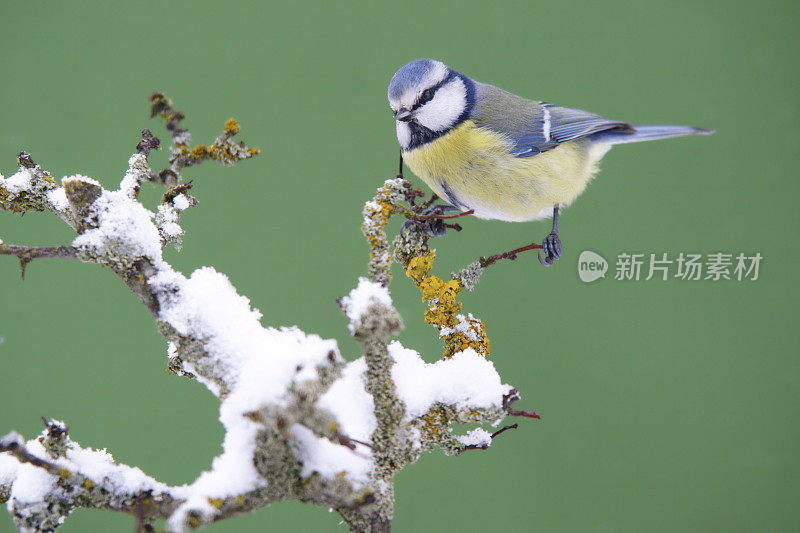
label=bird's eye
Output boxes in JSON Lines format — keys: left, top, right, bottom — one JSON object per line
{"left": 419, "top": 88, "right": 435, "bottom": 105}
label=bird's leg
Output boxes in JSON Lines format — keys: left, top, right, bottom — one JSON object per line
{"left": 402, "top": 204, "right": 472, "bottom": 237}
{"left": 538, "top": 205, "right": 562, "bottom": 267}
{"left": 478, "top": 206, "right": 562, "bottom": 268}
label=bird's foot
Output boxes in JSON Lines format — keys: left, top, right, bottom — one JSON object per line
{"left": 538, "top": 231, "right": 562, "bottom": 267}
{"left": 402, "top": 204, "right": 473, "bottom": 238}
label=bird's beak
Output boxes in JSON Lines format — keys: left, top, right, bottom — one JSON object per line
{"left": 394, "top": 107, "right": 412, "bottom": 122}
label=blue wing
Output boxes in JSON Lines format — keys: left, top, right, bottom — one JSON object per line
{"left": 471, "top": 82, "right": 632, "bottom": 157}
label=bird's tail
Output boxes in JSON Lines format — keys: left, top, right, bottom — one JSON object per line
{"left": 590, "top": 125, "right": 714, "bottom": 145}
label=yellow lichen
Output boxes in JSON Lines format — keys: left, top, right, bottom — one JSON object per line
{"left": 223, "top": 118, "right": 240, "bottom": 136}
{"left": 207, "top": 498, "right": 224, "bottom": 510}
{"left": 405, "top": 252, "right": 490, "bottom": 359}
{"left": 190, "top": 145, "right": 209, "bottom": 159}
{"left": 405, "top": 254, "right": 433, "bottom": 283}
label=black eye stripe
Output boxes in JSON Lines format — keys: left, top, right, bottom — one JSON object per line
{"left": 419, "top": 88, "right": 434, "bottom": 104}
{"left": 412, "top": 79, "right": 447, "bottom": 110}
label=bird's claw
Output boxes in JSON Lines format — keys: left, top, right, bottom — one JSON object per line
{"left": 538, "top": 231, "right": 561, "bottom": 267}
{"left": 402, "top": 204, "right": 463, "bottom": 238}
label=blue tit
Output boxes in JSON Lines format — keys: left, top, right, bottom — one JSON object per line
{"left": 387, "top": 59, "right": 713, "bottom": 266}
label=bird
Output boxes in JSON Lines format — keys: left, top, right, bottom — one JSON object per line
{"left": 387, "top": 58, "right": 713, "bottom": 266}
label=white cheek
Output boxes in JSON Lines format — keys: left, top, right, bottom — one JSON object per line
{"left": 395, "top": 121, "right": 411, "bottom": 149}
{"left": 414, "top": 79, "right": 466, "bottom": 132}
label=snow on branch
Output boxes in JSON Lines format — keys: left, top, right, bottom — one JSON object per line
{"left": 0, "top": 94, "right": 538, "bottom": 532}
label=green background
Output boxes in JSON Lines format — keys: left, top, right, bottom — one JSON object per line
{"left": 1, "top": 1, "right": 798, "bottom": 531}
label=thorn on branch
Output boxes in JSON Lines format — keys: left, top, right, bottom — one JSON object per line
{"left": 19, "top": 255, "right": 30, "bottom": 280}
{"left": 0, "top": 244, "right": 80, "bottom": 280}
{"left": 136, "top": 129, "right": 161, "bottom": 158}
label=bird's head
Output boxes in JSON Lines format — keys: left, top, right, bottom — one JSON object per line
{"left": 388, "top": 59, "right": 474, "bottom": 150}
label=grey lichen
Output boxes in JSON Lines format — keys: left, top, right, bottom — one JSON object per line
{"left": 361, "top": 177, "right": 409, "bottom": 287}
{"left": 451, "top": 260, "right": 485, "bottom": 292}
{"left": 391, "top": 224, "right": 430, "bottom": 267}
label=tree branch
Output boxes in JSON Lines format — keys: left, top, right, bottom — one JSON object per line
{"left": 0, "top": 93, "right": 540, "bottom": 533}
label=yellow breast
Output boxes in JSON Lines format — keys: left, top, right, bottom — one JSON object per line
{"left": 402, "top": 120, "right": 608, "bottom": 222}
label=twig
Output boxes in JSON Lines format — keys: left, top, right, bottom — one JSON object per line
{"left": 479, "top": 241, "right": 545, "bottom": 268}
{"left": 148, "top": 92, "right": 259, "bottom": 187}
{"left": 0, "top": 432, "right": 62, "bottom": 475}
{"left": 503, "top": 388, "right": 541, "bottom": 420}
{"left": 162, "top": 181, "right": 194, "bottom": 204}
{"left": 457, "top": 424, "right": 520, "bottom": 454}
{"left": 136, "top": 128, "right": 161, "bottom": 157}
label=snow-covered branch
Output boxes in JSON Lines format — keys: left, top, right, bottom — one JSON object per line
{"left": 0, "top": 95, "right": 537, "bottom": 532}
